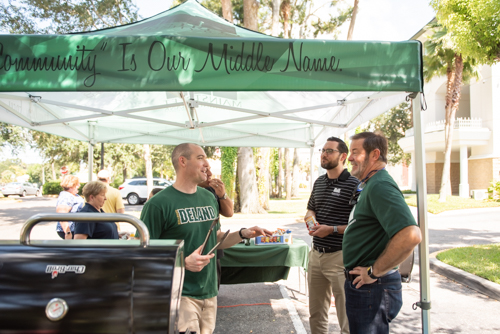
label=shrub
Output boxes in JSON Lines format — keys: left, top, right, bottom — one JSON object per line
{"left": 42, "top": 181, "right": 86, "bottom": 195}
{"left": 488, "top": 180, "right": 500, "bottom": 200}
{"left": 43, "top": 182, "right": 63, "bottom": 195}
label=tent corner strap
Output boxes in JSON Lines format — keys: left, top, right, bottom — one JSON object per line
{"left": 406, "top": 92, "right": 419, "bottom": 99}
{"left": 412, "top": 301, "right": 431, "bottom": 311}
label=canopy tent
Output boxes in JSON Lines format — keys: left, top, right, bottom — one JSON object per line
{"left": 0, "top": 0, "right": 431, "bottom": 332}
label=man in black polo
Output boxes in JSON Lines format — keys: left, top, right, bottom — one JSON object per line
{"left": 305, "top": 136, "right": 358, "bottom": 334}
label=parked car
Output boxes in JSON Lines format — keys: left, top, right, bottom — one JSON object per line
{"left": 0, "top": 182, "right": 40, "bottom": 197}
{"left": 119, "top": 178, "right": 173, "bottom": 205}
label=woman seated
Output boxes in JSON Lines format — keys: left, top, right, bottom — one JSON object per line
{"left": 74, "top": 181, "right": 119, "bottom": 240}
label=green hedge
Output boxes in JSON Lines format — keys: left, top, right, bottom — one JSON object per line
{"left": 43, "top": 181, "right": 86, "bottom": 195}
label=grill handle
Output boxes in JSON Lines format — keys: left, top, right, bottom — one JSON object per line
{"left": 20, "top": 213, "right": 150, "bottom": 247}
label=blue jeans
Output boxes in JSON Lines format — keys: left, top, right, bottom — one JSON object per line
{"left": 344, "top": 271, "right": 403, "bottom": 334}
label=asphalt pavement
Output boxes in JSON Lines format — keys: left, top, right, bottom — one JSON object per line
{"left": 1, "top": 196, "right": 500, "bottom": 333}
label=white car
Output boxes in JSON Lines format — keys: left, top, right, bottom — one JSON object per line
{"left": 119, "top": 178, "right": 173, "bottom": 205}
{"left": 0, "top": 182, "right": 40, "bottom": 197}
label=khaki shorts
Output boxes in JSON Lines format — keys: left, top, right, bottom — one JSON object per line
{"left": 178, "top": 296, "right": 217, "bottom": 334}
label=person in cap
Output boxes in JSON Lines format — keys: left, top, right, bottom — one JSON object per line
{"left": 97, "top": 169, "right": 125, "bottom": 215}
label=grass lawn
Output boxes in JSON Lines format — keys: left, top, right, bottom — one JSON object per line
{"left": 228, "top": 191, "right": 309, "bottom": 220}
{"left": 437, "top": 244, "right": 500, "bottom": 284}
{"left": 405, "top": 194, "right": 500, "bottom": 214}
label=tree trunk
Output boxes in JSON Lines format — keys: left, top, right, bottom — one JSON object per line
{"left": 221, "top": 0, "right": 233, "bottom": 22}
{"left": 234, "top": 168, "right": 241, "bottom": 212}
{"left": 438, "top": 54, "right": 464, "bottom": 202}
{"left": 278, "top": 148, "right": 284, "bottom": 198}
{"left": 123, "top": 164, "right": 127, "bottom": 182}
{"left": 51, "top": 162, "right": 56, "bottom": 180}
{"left": 144, "top": 144, "right": 153, "bottom": 197}
{"left": 280, "top": 0, "right": 291, "bottom": 38}
{"left": 237, "top": 147, "right": 264, "bottom": 213}
{"left": 291, "top": 148, "right": 300, "bottom": 197}
{"left": 347, "top": 0, "right": 359, "bottom": 40}
{"left": 243, "top": 0, "right": 259, "bottom": 31}
{"left": 257, "top": 148, "right": 270, "bottom": 210}
{"left": 285, "top": 148, "right": 292, "bottom": 200}
{"left": 271, "top": 0, "right": 280, "bottom": 36}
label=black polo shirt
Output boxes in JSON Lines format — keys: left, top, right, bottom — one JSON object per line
{"left": 307, "top": 169, "right": 359, "bottom": 250}
{"left": 74, "top": 203, "right": 119, "bottom": 240}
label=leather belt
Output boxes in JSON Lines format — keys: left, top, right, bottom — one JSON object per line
{"left": 344, "top": 268, "right": 398, "bottom": 281}
{"left": 313, "top": 244, "right": 342, "bottom": 254}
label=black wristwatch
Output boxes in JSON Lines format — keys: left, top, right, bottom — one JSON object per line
{"left": 367, "top": 266, "right": 379, "bottom": 279}
{"left": 239, "top": 228, "right": 248, "bottom": 239}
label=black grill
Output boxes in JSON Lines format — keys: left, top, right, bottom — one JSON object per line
{"left": 0, "top": 213, "right": 184, "bottom": 334}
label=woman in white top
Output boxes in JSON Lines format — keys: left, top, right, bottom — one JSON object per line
{"left": 55, "top": 175, "right": 84, "bottom": 239}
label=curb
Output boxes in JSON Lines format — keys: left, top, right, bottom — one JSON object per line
{"left": 430, "top": 250, "right": 500, "bottom": 301}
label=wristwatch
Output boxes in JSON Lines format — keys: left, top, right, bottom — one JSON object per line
{"left": 239, "top": 228, "right": 248, "bottom": 240}
{"left": 222, "top": 193, "right": 228, "bottom": 200}
{"left": 332, "top": 226, "right": 338, "bottom": 234}
{"left": 367, "top": 266, "right": 379, "bottom": 279}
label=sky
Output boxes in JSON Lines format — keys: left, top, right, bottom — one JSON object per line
{"left": 135, "top": 0, "right": 436, "bottom": 41}
{"left": 2, "top": 0, "right": 436, "bottom": 164}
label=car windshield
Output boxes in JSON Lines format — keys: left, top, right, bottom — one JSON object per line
{"left": 8, "top": 182, "right": 22, "bottom": 186}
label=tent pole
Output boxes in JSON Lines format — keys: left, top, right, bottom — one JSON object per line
{"left": 309, "top": 146, "right": 314, "bottom": 191}
{"left": 412, "top": 93, "right": 431, "bottom": 334}
{"left": 101, "top": 143, "right": 104, "bottom": 169}
{"left": 88, "top": 121, "right": 96, "bottom": 183}
{"left": 88, "top": 142, "right": 93, "bottom": 182}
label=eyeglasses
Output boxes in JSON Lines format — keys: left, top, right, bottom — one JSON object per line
{"left": 320, "top": 148, "right": 340, "bottom": 155}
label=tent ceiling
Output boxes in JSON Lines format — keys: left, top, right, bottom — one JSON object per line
{"left": 0, "top": 90, "right": 408, "bottom": 147}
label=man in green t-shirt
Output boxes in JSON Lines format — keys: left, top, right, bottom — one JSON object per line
{"left": 140, "top": 143, "right": 270, "bottom": 334}
{"left": 343, "top": 132, "right": 421, "bottom": 334}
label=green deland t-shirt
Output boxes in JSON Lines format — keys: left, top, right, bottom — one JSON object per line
{"left": 139, "top": 186, "right": 219, "bottom": 300}
{"left": 342, "top": 169, "right": 417, "bottom": 269}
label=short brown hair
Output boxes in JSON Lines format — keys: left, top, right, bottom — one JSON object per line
{"left": 171, "top": 143, "right": 196, "bottom": 171}
{"left": 82, "top": 181, "right": 107, "bottom": 202}
{"left": 60, "top": 175, "right": 80, "bottom": 191}
{"left": 326, "top": 136, "right": 349, "bottom": 155}
{"left": 350, "top": 131, "right": 388, "bottom": 163}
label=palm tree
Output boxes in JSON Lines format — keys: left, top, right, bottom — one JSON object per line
{"left": 424, "top": 23, "right": 478, "bottom": 202}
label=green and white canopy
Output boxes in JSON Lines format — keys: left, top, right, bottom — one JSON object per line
{"left": 0, "top": 0, "right": 422, "bottom": 148}
{"left": 0, "top": 2, "right": 432, "bottom": 331}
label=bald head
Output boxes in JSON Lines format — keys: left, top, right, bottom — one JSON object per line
{"left": 172, "top": 143, "right": 197, "bottom": 171}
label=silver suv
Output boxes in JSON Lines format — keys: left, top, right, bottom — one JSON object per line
{"left": 118, "top": 178, "right": 173, "bottom": 205}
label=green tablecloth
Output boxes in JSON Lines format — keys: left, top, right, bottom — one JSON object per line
{"left": 220, "top": 238, "right": 309, "bottom": 284}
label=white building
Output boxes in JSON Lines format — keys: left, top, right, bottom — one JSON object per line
{"left": 399, "top": 23, "right": 499, "bottom": 197}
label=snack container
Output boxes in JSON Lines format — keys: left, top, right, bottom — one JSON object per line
{"left": 255, "top": 235, "right": 283, "bottom": 245}
{"left": 305, "top": 216, "right": 319, "bottom": 231}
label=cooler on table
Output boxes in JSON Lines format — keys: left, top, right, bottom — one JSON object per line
{"left": 0, "top": 213, "right": 185, "bottom": 334}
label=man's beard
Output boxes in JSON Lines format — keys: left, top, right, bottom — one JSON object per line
{"left": 351, "top": 156, "right": 369, "bottom": 179}
{"left": 321, "top": 156, "right": 340, "bottom": 170}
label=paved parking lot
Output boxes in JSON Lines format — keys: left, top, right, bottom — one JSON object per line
{"left": 1, "top": 197, "right": 500, "bottom": 333}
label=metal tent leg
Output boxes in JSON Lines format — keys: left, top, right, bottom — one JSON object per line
{"left": 412, "top": 93, "right": 431, "bottom": 334}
